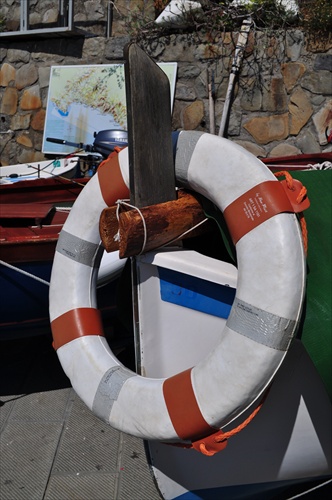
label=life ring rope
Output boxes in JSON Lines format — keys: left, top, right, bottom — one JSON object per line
{"left": 115, "top": 194, "right": 210, "bottom": 255}
{"left": 274, "top": 170, "right": 309, "bottom": 255}
{"left": 50, "top": 131, "right": 308, "bottom": 451}
{"left": 173, "top": 390, "right": 268, "bottom": 456}
{"left": 115, "top": 199, "right": 148, "bottom": 255}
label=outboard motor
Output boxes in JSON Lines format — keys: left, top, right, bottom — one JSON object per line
{"left": 46, "top": 129, "right": 128, "bottom": 158}
{"left": 92, "top": 129, "right": 128, "bottom": 156}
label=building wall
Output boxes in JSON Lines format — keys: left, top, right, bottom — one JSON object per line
{"left": 0, "top": 0, "right": 331, "bottom": 165}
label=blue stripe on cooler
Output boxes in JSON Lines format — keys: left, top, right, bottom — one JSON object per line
{"left": 158, "top": 267, "right": 236, "bottom": 319}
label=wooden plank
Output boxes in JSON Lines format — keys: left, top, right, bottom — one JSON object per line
{"left": 99, "top": 206, "right": 118, "bottom": 251}
{"left": 0, "top": 203, "right": 54, "bottom": 219}
{"left": 124, "top": 43, "right": 176, "bottom": 207}
{"left": 99, "top": 192, "right": 213, "bottom": 256}
{"left": 0, "top": 239, "right": 58, "bottom": 264}
{"left": 0, "top": 177, "right": 88, "bottom": 204}
{"left": 123, "top": 43, "right": 177, "bottom": 375}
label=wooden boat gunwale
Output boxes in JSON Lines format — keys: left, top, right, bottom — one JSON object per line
{"left": 0, "top": 156, "right": 80, "bottom": 184}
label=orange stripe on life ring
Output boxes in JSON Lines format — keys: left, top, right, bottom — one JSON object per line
{"left": 98, "top": 152, "right": 129, "bottom": 207}
{"left": 52, "top": 308, "right": 104, "bottom": 350}
{"left": 163, "top": 368, "right": 217, "bottom": 441}
{"left": 223, "top": 180, "right": 293, "bottom": 245}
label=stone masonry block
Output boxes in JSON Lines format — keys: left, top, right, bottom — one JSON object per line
{"left": 244, "top": 113, "right": 289, "bottom": 144}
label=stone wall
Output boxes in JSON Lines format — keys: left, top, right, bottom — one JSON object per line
{"left": 0, "top": 0, "right": 331, "bottom": 165}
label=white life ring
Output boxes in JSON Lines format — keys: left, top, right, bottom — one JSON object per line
{"left": 50, "top": 132, "right": 306, "bottom": 447}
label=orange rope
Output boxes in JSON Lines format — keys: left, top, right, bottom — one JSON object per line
{"left": 216, "top": 399, "right": 264, "bottom": 442}
{"left": 216, "top": 398, "right": 265, "bottom": 442}
{"left": 274, "top": 170, "right": 308, "bottom": 204}
{"left": 198, "top": 442, "right": 221, "bottom": 456}
{"left": 274, "top": 170, "right": 308, "bottom": 255}
{"left": 182, "top": 170, "right": 310, "bottom": 457}
{"left": 195, "top": 170, "right": 310, "bottom": 456}
{"left": 299, "top": 213, "right": 308, "bottom": 256}
{"left": 187, "top": 391, "right": 269, "bottom": 456}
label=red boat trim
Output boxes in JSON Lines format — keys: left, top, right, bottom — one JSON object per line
{"left": 262, "top": 152, "right": 332, "bottom": 166}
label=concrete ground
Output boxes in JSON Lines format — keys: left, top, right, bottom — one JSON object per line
{"left": 0, "top": 333, "right": 161, "bottom": 500}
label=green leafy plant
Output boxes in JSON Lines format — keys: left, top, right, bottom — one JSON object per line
{"left": 299, "top": 0, "right": 332, "bottom": 41}
{"left": 125, "top": 1, "right": 331, "bottom": 48}
{"left": 0, "top": 14, "right": 6, "bottom": 33}
{"left": 126, "top": 0, "right": 299, "bottom": 41}
{"left": 244, "top": 0, "right": 298, "bottom": 27}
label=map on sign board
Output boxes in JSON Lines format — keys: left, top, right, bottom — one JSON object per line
{"left": 42, "top": 63, "right": 177, "bottom": 155}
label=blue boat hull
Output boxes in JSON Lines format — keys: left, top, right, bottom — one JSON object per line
{"left": 0, "top": 260, "right": 120, "bottom": 338}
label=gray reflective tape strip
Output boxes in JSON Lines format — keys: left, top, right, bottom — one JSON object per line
{"left": 57, "top": 230, "right": 100, "bottom": 267}
{"left": 175, "top": 132, "right": 204, "bottom": 187}
{"left": 226, "top": 298, "right": 295, "bottom": 351}
{"left": 92, "top": 366, "right": 135, "bottom": 422}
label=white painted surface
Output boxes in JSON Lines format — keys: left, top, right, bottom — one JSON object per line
{"left": 0, "top": 157, "right": 79, "bottom": 183}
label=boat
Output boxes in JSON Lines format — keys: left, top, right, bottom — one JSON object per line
{"left": 50, "top": 41, "right": 332, "bottom": 500}
{"left": 48, "top": 44, "right": 331, "bottom": 499}
{"left": 48, "top": 135, "right": 332, "bottom": 499}
{"left": 0, "top": 173, "right": 126, "bottom": 336}
{"left": 0, "top": 156, "right": 80, "bottom": 184}
{"left": 262, "top": 152, "right": 332, "bottom": 171}
{"left": 0, "top": 174, "right": 90, "bottom": 204}
{"left": 135, "top": 170, "right": 332, "bottom": 500}
{"left": 0, "top": 128, "right": 132, "bottom": 336}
